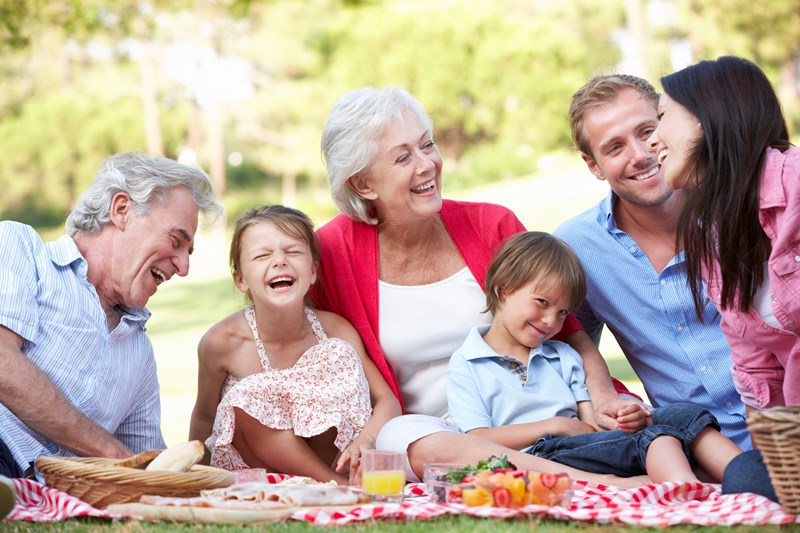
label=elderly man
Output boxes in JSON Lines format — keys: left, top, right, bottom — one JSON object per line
{"left": 0, "top": 152, "right": 222, "bottom": 479}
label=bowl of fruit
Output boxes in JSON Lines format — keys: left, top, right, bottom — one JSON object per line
{"left": 442, "top": 455, "right": 573, "bottom": 508}
{"left": 422, "top": 463, "right": 471, "bottom": 503}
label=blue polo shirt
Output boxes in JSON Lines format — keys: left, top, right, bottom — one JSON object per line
{"left": 447, "top": 324, "right": 591, "bottom": 450}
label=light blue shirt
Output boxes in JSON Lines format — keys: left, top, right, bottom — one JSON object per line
{"left": 447, "top": 324, "right": 591, "bottom": 452}
{"left": 0, "top": 222, "right": 166, "bottom": 475}
{"left": 554, "top": 192, "right": 751, "bottom": 450}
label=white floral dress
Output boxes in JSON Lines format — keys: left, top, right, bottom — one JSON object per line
{"left": 206, "top": 306, "right": 373, "bottom": 470}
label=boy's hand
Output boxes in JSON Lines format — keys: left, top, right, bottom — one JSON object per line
{"left": 614, "top": 403, "right": 652, "bottom": 432}
{"left": 593, "top": 397, "right": 652, "bottom": 431}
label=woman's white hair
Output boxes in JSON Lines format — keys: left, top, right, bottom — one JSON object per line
{"left": 66, "top": 152, "right": 223, "bottom": 236}
{"left": 321, "top": 87, "right": 433, "bottom": 224}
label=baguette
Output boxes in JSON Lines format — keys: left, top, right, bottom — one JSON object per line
{"left": 145, "top": 441, "right": 205, "bottom": 472}
{"left": 114, "top": 449, "right": 160, "bottom": 469}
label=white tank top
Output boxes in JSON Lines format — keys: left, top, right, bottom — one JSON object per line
{"left": 379, "top": 267, "right": 491, "bottom": 417}
{"left": 753, "top": 263, "right": 784, "bottom": 330}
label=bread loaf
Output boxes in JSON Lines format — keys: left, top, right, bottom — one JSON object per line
{"left": 145, "top": 441, "right": 205, "bottom": 472}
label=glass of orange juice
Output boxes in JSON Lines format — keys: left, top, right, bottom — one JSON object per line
{"left": 361, "top": 450, "right": 406, "bottom": 503}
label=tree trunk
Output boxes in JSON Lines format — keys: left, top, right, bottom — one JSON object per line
{"left": 139, "top": 41, "right": 164, "bottom": 156}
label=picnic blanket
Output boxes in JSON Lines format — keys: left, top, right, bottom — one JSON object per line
{"left": 6, "top": 477, "right": 799, "bottom": 527}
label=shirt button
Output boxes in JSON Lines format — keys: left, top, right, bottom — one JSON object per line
{"left": 629, "top": 246, "right": 637, "bottom": 254}
{"left": 726, "top": 402, "right": 733, "bottom": 408}
{"left": 677, "top": 324, "right": 684, "bottom": 333}
{"left": 660, "top": 279, "right": 667, "bottom": 286}
{"left": 794, "top": 255, "right": 800, "bottom": 262}
{"left": 699, "top": 365, "right": 707, "bottom": 373}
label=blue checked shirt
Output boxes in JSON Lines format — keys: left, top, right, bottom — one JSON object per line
{"left": 0, "top": 222, "right": 166, "bottom": 476}
{"left": 554, "top": 192, "right": 751, "bottom": 450}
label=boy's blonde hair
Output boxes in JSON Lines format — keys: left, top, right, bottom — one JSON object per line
{"left": 229, "top": 204, "right": 319, "bottom": 305}
{"left": 484, "top": 232, "right": 586, "bottom": 314}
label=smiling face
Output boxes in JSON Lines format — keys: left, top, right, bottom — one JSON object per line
{"left": 488, "top": 277, "right": 571, "bottom": 355}
{"left": 350, "top": 108, "right": 443, "bottom": 224}
{"left": 649, "top": 92, "right": 703, "bottom": 190}
{"left": 233, "top": 220, "right": 317, "bottom": 309}
{"left": 107, "top": 186, "right": 198, "bottom": 310}
{"left": 581, "top": 88, "right": 673, "bottom": 208}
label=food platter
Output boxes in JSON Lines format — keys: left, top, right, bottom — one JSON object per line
{"left": 106, "top": 502, "right": 295, "bottom": 524}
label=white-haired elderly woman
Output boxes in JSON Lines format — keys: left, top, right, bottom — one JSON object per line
{"left": 0, "top": 152, "right": 221, "bottom": 479}
{"left": 311, "top": 87, "right": 643, "bottom": 486}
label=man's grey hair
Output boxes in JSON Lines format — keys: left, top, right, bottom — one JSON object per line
{"left": 66, "top": 152, "right": 223, "bottom": 236}
{"left": 321, "top": 87, "right": 432, "bottom": 225}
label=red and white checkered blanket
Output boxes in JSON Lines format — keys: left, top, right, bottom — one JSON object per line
{"left": 6, "top": 477, "right": 799, "bottom": 527}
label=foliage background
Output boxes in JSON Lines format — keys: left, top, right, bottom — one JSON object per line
{"left": 1, "top": 0, "right": 798, "bottom": 226}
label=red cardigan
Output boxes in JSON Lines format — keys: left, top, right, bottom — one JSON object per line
{"left": 312, "top": 200, "right": 623, "bottom": 411}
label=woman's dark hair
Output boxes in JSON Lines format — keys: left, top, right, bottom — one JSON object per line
{"left": 662, "top": 56, "right": 791, "bottom": 316}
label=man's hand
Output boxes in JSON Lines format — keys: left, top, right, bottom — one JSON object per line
{"left": 593, "top": 396, "right": 651, "bottom": 432}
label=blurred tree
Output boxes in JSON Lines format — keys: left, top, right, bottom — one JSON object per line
{"left": 313, "top": 0, "right": 623, "bottom": 187}
{"left": 677, "top": 0, "right": 800, "bottom": 129}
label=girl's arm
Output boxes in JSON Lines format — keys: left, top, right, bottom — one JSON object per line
{"left": 320, "top": 311, "right": 402, "bottom": 484}
{"left": 188, "top": 323, "right": 234, "bottom": 465}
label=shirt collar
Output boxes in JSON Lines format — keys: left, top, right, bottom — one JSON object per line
{"left": 462, "top": 324, "right": 560, "bottom": 361}
{"left": 596, "top": 190, "right": 619, "bottom": 233}
{"left": 47, "top": 234, "right": 151, "bottom": 324}
{"left": 759, "top": 147, "right": 788, "bottom": 210}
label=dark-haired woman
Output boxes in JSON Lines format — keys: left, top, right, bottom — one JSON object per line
{"left": 649, "top": 55, "right": 798, "bottom": 502}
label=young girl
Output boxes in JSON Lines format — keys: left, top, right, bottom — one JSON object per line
{"left": 447, "top": 231, "right": 743, "bottom": 482}
{"left": 648, "top": 56, "right": 798, "bottom": 410}
{"left": 189, "top": 205, "right": 400, "bottom": 485}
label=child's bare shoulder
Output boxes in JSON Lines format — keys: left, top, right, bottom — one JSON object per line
{"left": 199, "top": 310, "right": 252, "bottom": 360}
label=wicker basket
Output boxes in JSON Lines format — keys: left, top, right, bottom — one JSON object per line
{"left": 747, "top": 405, "right": 800, "bottom": 514}
{"left": 35, "top": 456, "right": 236, "bottom": 509}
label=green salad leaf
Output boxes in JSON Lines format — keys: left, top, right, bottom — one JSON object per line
{"left": 444, "top": 454, "right": 517, "bottom": 483}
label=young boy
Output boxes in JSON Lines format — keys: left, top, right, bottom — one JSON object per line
{"left": 446, "top": 232, "right": 742, "bottom": 482}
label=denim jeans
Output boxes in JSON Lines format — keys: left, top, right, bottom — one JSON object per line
{"left": 0, "top": 437, "right": 22, "bottom": 478}
{"left": 721, "top": 449, "right": 778, "bottom": 502}
{"left": 528, "top": 402, "right": 719, "bottom": 477}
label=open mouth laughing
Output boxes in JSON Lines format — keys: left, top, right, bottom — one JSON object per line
{"left": 151, "top": 267, "right": 167, "bottom": 286}
{"left": 269, "top": 276, "right": 296, "bottom": 290}
{"left": 411, "top": 179, "right": 435, "bottom": 193}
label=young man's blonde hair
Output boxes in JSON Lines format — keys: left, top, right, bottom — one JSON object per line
{"left": 569, "top": 74, "right": 659, "bottom": 159}
{"left": 484, "top": 232, "right": 586, "bottom": 315}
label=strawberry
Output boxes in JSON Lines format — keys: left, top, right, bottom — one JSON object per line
{"left": 492, "top": 486, "right": 512, "bottom": 507}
